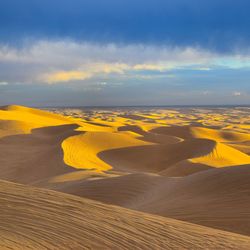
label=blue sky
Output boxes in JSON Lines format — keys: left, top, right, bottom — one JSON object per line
{"left": 0, "top": 0, "right": 250, "bottom": 106}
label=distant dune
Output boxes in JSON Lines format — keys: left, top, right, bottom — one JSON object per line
{"left": 1, "top": 105, "right": 250, "bottom": 249}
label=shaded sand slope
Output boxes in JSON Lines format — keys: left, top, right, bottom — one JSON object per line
{"left": 137, "top": 165, "right": 250, "bottom": 236}
{"left": 50, "top": 173, "right": 163, "bottom": 207}
{"left": 0, "top": 124, "right": 80, "bottom": 184}
{"left": 118, "top": 125, "right": 181, "bottom": 144}
{"left": 99, "top": 138, "right": 250, "bottom": 175}
{"left": 0, "top": 105, "right": 151, "bottom": 178}
{"left": 151, "top": 125, "right": 250, "bottom": 156}
{"left": 98, "top": 138, "right": 214, "bottom": 173}
{"left": 56, "top": 165, "right": 250, "bottom": 236}
{"left": 151, "top": 125, "right": 250, "bottom": 142}
{"left": 1, "top": 180, "right": 250, "bottom": 250}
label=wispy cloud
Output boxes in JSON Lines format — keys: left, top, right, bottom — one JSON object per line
{"left": 43, "top": 62, "right": 179, "bottom": 83}
{"left": 1, "top": 40, "right": 250, "bottom": 85}
{"left": 133, "top": 64, "right": 171, "bottom": 71}
{"left": 44, "top": 71, "right": 92, "bottom": 83}
{"left": 192, "top": 67, "right": 212, "bottom": 71}
{"left": 43, "top": 63, "right": 129, "bottom": 83}
{"left": 0, "top": 81, "right": 8, "bottom": 86}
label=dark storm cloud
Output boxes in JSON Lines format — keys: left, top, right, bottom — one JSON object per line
{"left": 0, "top": 0, "right": 250, "bottom": 52}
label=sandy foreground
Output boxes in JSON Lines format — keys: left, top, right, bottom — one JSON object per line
{"left": 0, "top": 105, "right": 250, "bottom": 249}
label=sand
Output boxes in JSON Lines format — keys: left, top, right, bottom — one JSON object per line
{"left": 0, "top": 105, "right": 250, "bottom": 249}
{"left": 2, "top": 180, "right": 250, "bottom": 249}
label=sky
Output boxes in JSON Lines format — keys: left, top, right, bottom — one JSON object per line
{"left": 0, "top": 0, "right": 250, "bottom": 106}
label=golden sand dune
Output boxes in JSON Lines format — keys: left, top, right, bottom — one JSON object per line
{"left": 62, "top": 131, "right": 150, "bottom": 171}
{"left": 190, "top": 141, "right": 250, "bottom": 167}
{"left": 0, "top": 123, "right": 80, "bottom": 184}
{"left": 191, "top": 126, "right": 250, "bottom": 142}
{"left": 1, "top": 180, "right": 250, "bottom": 250}
{"left": 227, "top": 141, "right": 250, "bottom": 155}
{"left": 99, "top": 138, "right": 250, "bottom": 174}
{"left": 0, "top": 105, "right": 73, "bottom": 135}
{"left": 98, "top": 138, "right": 214, "bottom": 173}
{"left": 1, "top": 105, "right": 250, "bottom": 248}
{"left": 118, "top": 124, "right": 181, "bottom": 144}
{"left": 151, "top": 125, "right": 250, "bottom": 142}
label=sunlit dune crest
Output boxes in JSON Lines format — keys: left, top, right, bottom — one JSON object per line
{"left": 1, "top": 105, "right": 250, "bottom": 248}
{"left": 0, "top": 105, "right": 73, "bottom": 136}
{"left": 62, "top": 131, "right": 150, "bottom": 171}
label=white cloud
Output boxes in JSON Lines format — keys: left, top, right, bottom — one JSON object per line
{"left": 0, "top": 40, "right": 250, "bottom": 84}
{"left": 193, "top": 67, "right": 212, "bottom": 71}
{"left": 42, "top": 63, "right": 129, "bottom": 83}
{"left": 0, "top": 81, "right": 8, "bottom": 86}
{"left": 232, "top": 91, "right": 243, "bottom": 96}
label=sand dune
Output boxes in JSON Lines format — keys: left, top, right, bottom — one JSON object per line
{"left": 0, "top": 124, "right": 79, "bottom": 184}
{"left": 137, "top": 165, "right": 250, "bottom": 236}
{"left": 0, "top": 105, "right": 73, "bottom": 134}
{"left": 99, "top": 137, "right": 250, "bottom": 174}
{"left": 191, "top": 126, "right": 250, "bottom": 142}
{"left": 1, "top": 180, "right": 250, "bottom": 250}
{"left": 99, "top": 138, "right": 214, "bottom": 174}
{"left": 227, "top": 141, "right": 250, "bottom": 155}
{"left": 1, "top": 105, "right": 250, "bottom": 248}
{"left": 118, "top": 124, "right": 181, "bottom": 144}
{"left": 151, "top": 125, "right": 250, "bottom": 142}
{"left": 190, "top": 141, "right": 250, "bottom": 167}
{"left": 62, "top": 131, "right": 150, "bottom": 171}
{"left": 51, "top": 173, "right": 164, "bottom": 207}
{"left": 56, "top": 165, "right": 250, "bottom": 236}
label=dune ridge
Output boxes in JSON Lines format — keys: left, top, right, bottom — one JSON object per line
{"left": 62, "top": 131, "right": 150, "bottom": 171}
{"left": 99, "top": 137, "right": 250, "bottom": 174}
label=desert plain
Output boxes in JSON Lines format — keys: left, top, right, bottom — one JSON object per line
{"left": 0, "top": 105, "right": 250, "bottom": 249}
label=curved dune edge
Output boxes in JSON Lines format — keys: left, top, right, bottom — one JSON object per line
{"left": 151, "top": 125, "right": 250, "bottom": 142}
{"left": 62, "top": 131, "right": 151, "bottom": 171}
{"left": 0, "top": 124, "right": 81, "bottom": 184}
{"left": 1, "top": 105, "right": 249, "bottom": 176}
{"left": 0, "top": 105, "right": 116, "bottom": 137}
{"left": 1, "top": 180, "right": 250, "bottom": 250}
{"left": 0, "top": 123, "right": 82, "bottom": 184}
{"left": 99, "top": 137, "right": 250, "bottom": 174}
{"left": 0, "top": 105, "right": 168, "bottom": 173}
{"left": 191, "top": 126, "right": 250, "bottom": 142}
{"left": 190, "top": 141, "right": 250, "bottom": 167}
{"left": 98, "top": 138, "right": 215, "bottom": 174}
{"left": 0, "top": 105, "right": 74, "bottom": 135}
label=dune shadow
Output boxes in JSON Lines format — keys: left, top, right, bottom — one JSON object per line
{"left": 98, "top": 138, "right": 215, "bottom": 175}
{"left": 150, "top": 125, "right": 193, "bottom": 139}
{"left": 0, "top": 123, "right": 83, "bottom": 184}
